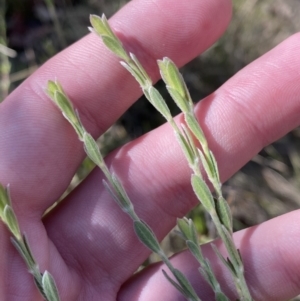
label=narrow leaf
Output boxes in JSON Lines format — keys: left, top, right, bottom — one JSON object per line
{"left": 54, "top": 91, "right": 76, "bottom": 124}
{"left": 120, "top": 61, "right": 145, "bottom": 87}
{"left": 0, "top": 184, "right": 9, "bottom": 219}
{"left": 209, "top": 150, "right": 220, "bottom": 183}
{"left": 198, "top": 149, "right": 215, "bottom": 184}
{"left": 101, "top": 36, "right": 129, "bottom": 62}
{"left": 133, "top": 220, "right": 161, "bottom": 254}
{"left": 103, "top": 179, "right": 134, "bottom": 214}
{"left": 46, "top": 80, "right": 57, "bottom": 99}
{"left": 189, "top": 219, "right": 199, "bottom": 245}
{"left": 5, "top": 185, "right": 12, "bottom": 207}
{"left": 199, "top": 260, "right": 224, "bottom": 295}
{"left": 174, "top": 130, "right": 195, "bottom": 167}
{"left": 89, "top": 14, "right": 111, "bottom": 36}
{"left": 177, "top": 217, "right": 198, "bottom": 245}
{"left": 185, "top": 113, "right": 206, "bottom": 145}
{"left": 42, "top": 271, "right": 60, "bottom": 301}
{"left": 46, "top": 80, "right": 65, "bottom": 99}
{"left": 167, "top": 86, "right": 190, "bottom": 113}
{"left": 177, "top": 218, "right": 191, "bottom": 241}
{"left": 221, "top": 225, "right": 242, "bottom": 267}
{"left": 130, "top": 53, "right": 152, "bottom": 86}
{"left": 162, "top": 269, "right": 188, "bottom": 298}
{"left": 73, "top": 109, "right": 85, "bottom": 140}
{"left": 83, "top": 132, "right": 103, "bottom": 167}
{"left": 146, "top": 86, "right": 172, "bottom": 121}
{"left": 158, "top": 58, "right": 186, "bottom": 99}
{"left": 11, "top": 237, "right": 33, "bottom": 269}
{"left": 180, "top": 124, "right": 197, "bottom": 160}
{"left": 3, "top": 205, "right": 21, "bottom": 239}
{"left": 191, "top": 175, "right": 215, "bottom": 212}
{"left": 211, "top": 244, "right": 237, "bottom": 277}
{"left": 111, "top": 174, "right": 134, "bottom": 211}
{"left": 101, "top": 14, "right": 120, "bottom": 40}
{"left": 23, "top": 234, "right": 38, "bottom": 267}
{"left": 173, "top": 269, "right": 200, "bottom": 301}
{"left": 90, "top": 14, "right": 129, "bottom": 62}
{"left": 34, "top": 276, "right": 47, "bottom": 300}
{"left": 53, "top": 80, "right": 65, "bottom": 94}
{"left": 186, "top": 240, "right": 204, "bottom": 263}
{"left": 216, "top": 197, "right": 232, "bottom": 234}
{"left": 158, "top": 57, "right": 194, "bottom": 109}
{"left": 215, "top": 292, "right": 230, "bottom": 301}
{"left": 47, "top": 81, "right": 82, "bottom": 133}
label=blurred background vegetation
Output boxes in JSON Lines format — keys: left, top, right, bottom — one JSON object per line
{"left": 1, "top": 0, "right": 300, "bottom": 299}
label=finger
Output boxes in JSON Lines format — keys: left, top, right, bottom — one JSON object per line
{"left": 45, "top": 33, "right": 300, "bottom": 292}
{"left": 0, "top": 0, "right": 231, "bottom": 218}
{"left": 119, "top": 209, "right": 300, "bottom": 301}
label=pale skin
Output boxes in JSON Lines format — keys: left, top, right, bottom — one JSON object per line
{"left": 1, "top": 0, "right": 300, "bottom": 300}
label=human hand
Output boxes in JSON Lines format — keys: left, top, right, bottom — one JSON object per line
{"left": 1, "top": 0, "right": 300, "bottom": 300}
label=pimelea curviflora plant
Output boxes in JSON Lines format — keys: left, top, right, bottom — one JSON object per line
{"left": 0, "top": 14, "right": 254, "bottom": 301}
{"left": 0, "top": 184, "right": 60, "bottom": 301}
{"left": 47, "top": 14, "right": 252, "bottom": 300}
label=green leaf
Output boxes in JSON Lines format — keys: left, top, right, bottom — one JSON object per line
{"left": 145, "top": 86, "right": 172, "bottom": 121}
{"left": 101, "top": 14, "right": 119, "bottom": 39}
{"left": 90, "top": 14, "right": 130, "bottom": 61}
{"left": 22, "top": 234, "right": 37, "bottom": 267}
{"left": 103, "top": 179, "right": 134, "bottom": 215}
{"left": 162, "top": 269, "right": 188, "bottom": 298}
{"left": 120, "top": 61, "right": 146, "bottom": 87}
{"left": 111, "top": 174, "right": 134, "bottom": 212}
{"left": 216, "top": 197, "right": 232, "bottom": 234}
{"left": 199, "top": 260, "right": 225, "bottom": 295}
{"left": 11, "top": 237, "right": 32, "bottom": 269}
{"left": 34, "top": 276, "right": 47, "bottom": 300}
{"left": 180, "top": 124, "right": 197, "bottom": 160}
{"left": 191, "top": 175, "right": 215, "bottom": 212}
{"left": 158, "top": 58, "right": 179, "bottom": 89}
{"left": 220, "top": 225, "right": 242, "bottom": 267}
{"left": 185, "top": 113, "right": 206, "bottom": 145}
{"left": 42, "top": 271, "right": 60, "bottom": 301}
{"left": 129, "top": 53, "right": 152, "bottom": 86}
{"left": 73, "top": 110, "right": 85, "bottom": 140}
{"left": 211, "top": 244, "right": 237, "bottom": 278}
{"left": 174, "top": 130, "right": 195, "bottom": 167}
{"left": 0, "top": 183, "right": 9, "bottom": 219}
{"left": 158, "top": 58, "right": 186, "bottom": 99}
{"left": 51, "top": 91, "right": 84, "bottom": 139}
{"left": 133, "top": 220, "right": 161, "bottom": 254}
{"left": 54, "top": 91, "right": 77, "bottom": 124}
{"left": 46, "top": 80, "right": 57, "bottom": 99}
{"left": 46, "top": 80, "right": 65, "bottom": 100}
{"left": 178, "top": 218, "right": 198, "bottom": 245}
{"left": 158, "top": 57, "right": 194, "bottom": 112}
{"left": 177, "top": 218, "right": 191, "bottom": 241}
{"left": 101, "top": 36, "right": 129, "bottom": 62}
{"left": 173, "top": 269, "right": 200, "bottom": 301}
{"left": 89, "top": 14, "right": 111, "bottom": 36}
{"left": 209, "top": 150, "right": 220, "bottom": 183}
{"left": 198, "top": 149, "right": 214, "bottom": 184}
{"left": 215, "top": 292, "right": 230, "bottom": 301}
{"left": 3, "top": 205, "right": 21, "bottom": 240}
{"left": 83, "top": 132, "right": 103, "bottom": 167}
{"left": 167, "top": 86, "right": 190, "bottom": 113}
{"left": 53, "top": 80, "right": 65, "bottom": 94}
{"left": 189, "top": 218, "right": 199, "bottom": 245}
{"left": 186, "top": 240, "right": 204, "bottom": 263}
